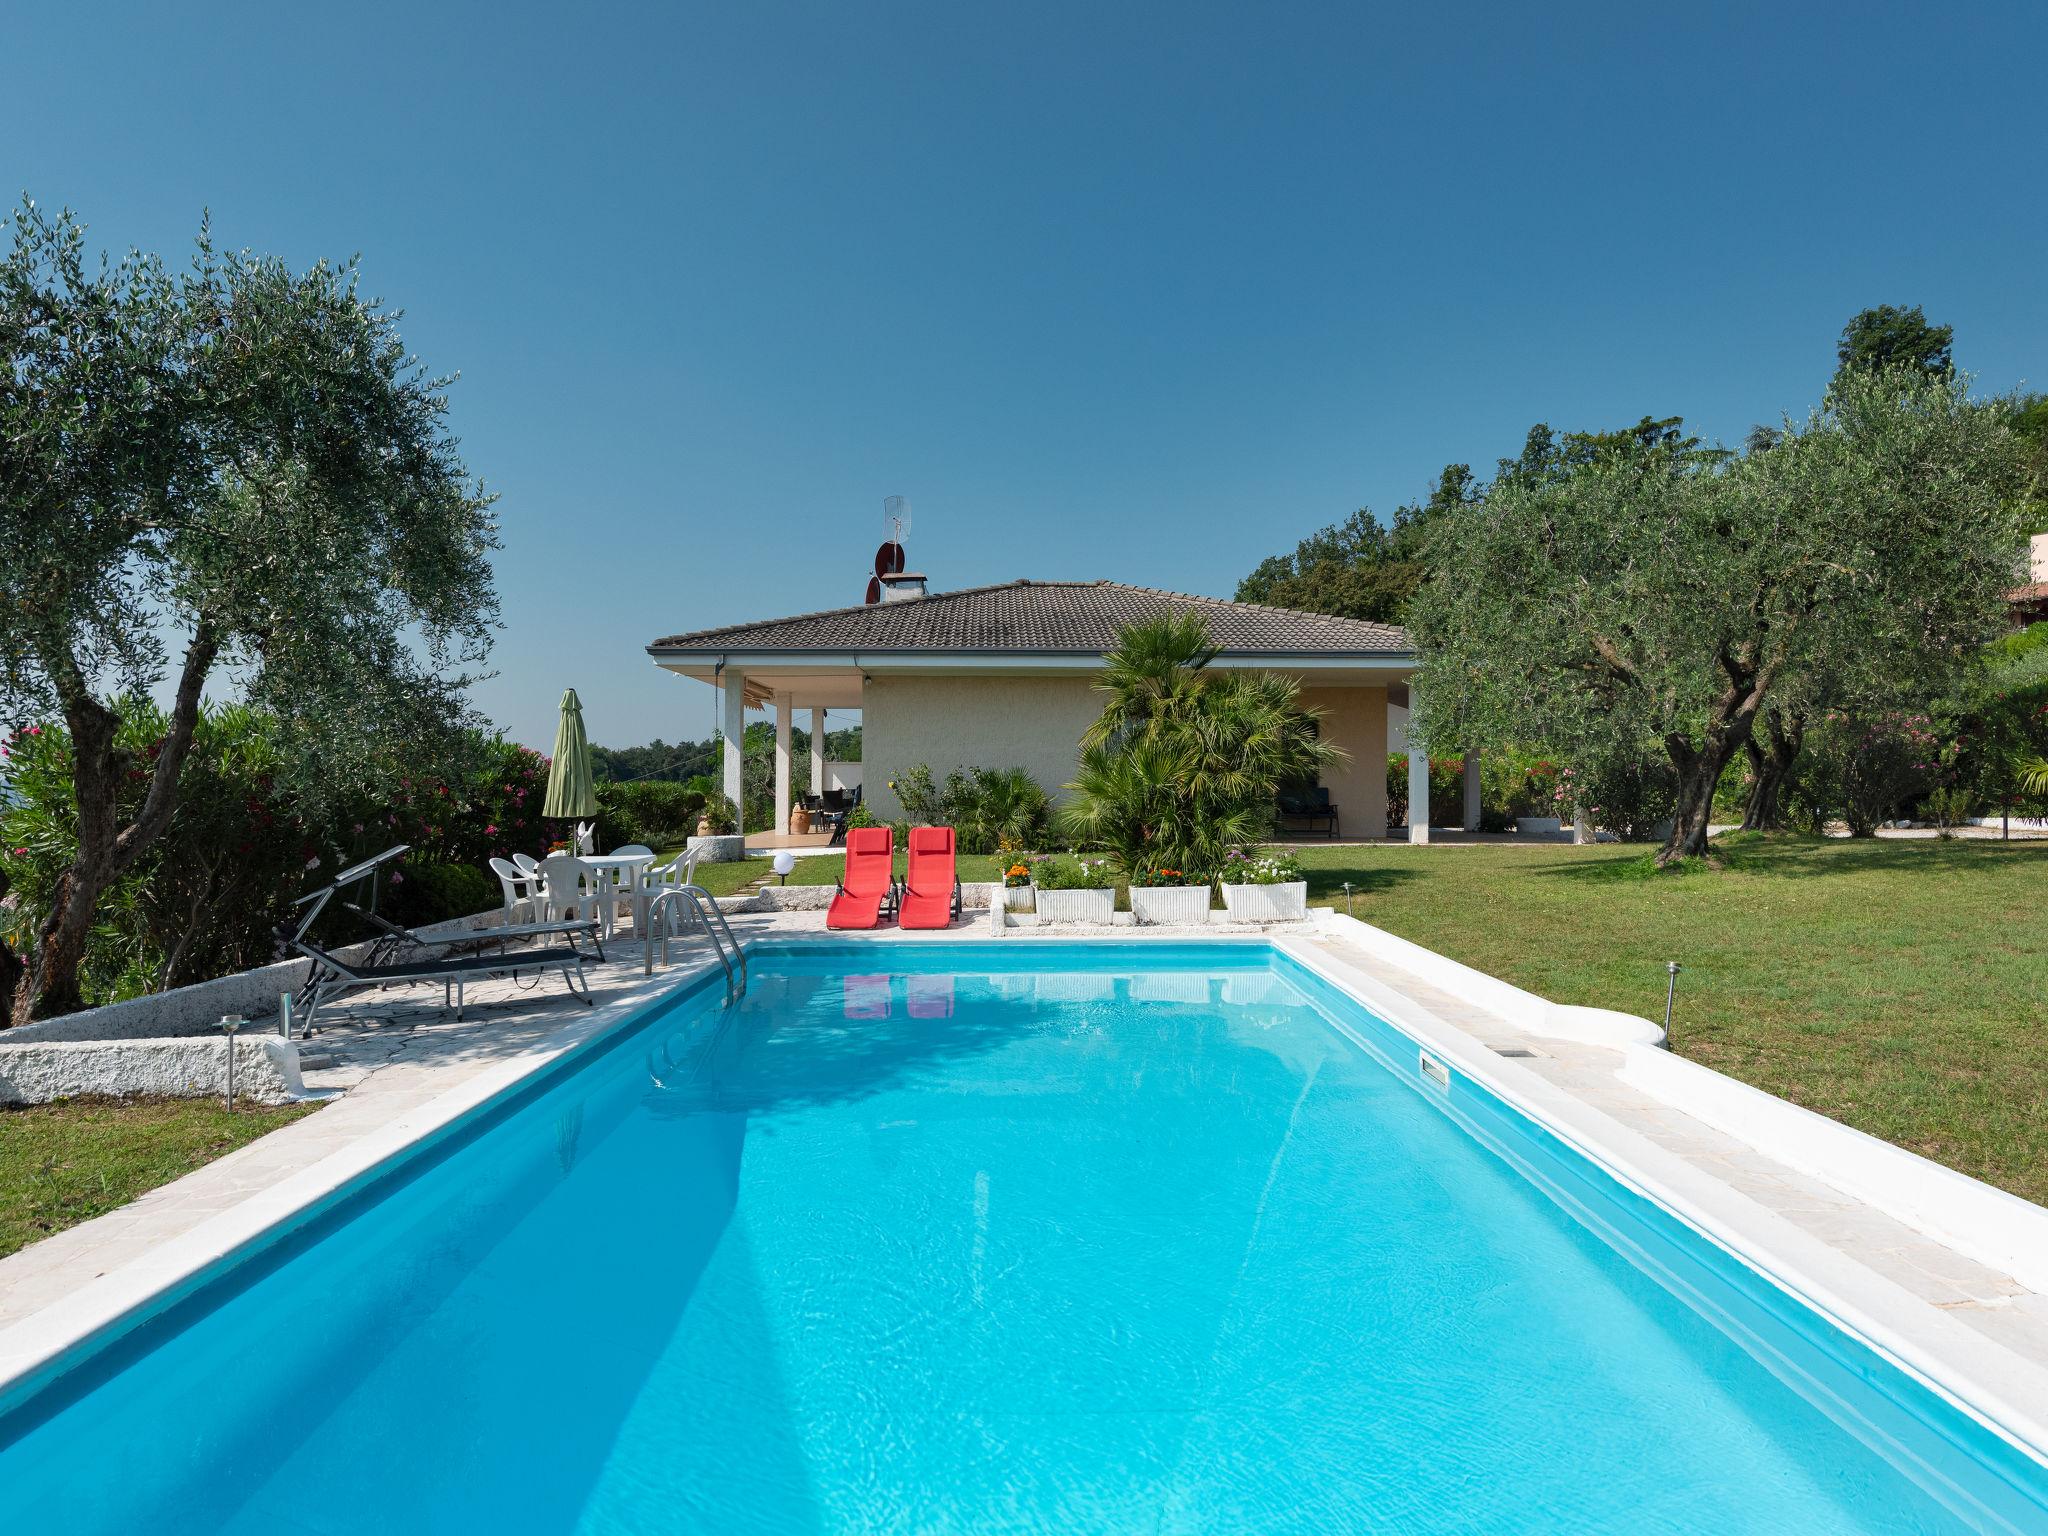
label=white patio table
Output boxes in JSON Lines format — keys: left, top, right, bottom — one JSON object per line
{"left": 577, "top": 851, "right": 656, "bottom": 934}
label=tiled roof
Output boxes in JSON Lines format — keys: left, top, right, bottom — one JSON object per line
{"left": 648, "top": 580, "right": 1410, "bottom": 656}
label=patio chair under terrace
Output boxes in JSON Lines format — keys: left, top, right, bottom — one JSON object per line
{"left": 824, "top": 785, "right": 864, "bottom": 847}
{"left": 1276, "top": 786, "right": 1340, "bottom": 838}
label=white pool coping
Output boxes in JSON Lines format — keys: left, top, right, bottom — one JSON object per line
{"left": 2, "top": 914, "right": 2045, "bottom": 1488}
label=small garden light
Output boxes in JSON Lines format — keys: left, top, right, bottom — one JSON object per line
{"left": 1664, "top": 961, "right": 1682, "bottom": 1043}
{"left": 1342, "top": 880, "right": 1354, "bottom": 917}
{"left": 219, "top": 1014, "right": 245, "bottom": 1112}
{"left": 772, "top": 850, "right": 796, "bottom": 886}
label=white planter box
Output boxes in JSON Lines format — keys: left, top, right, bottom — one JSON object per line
{"left": 1130, "top": 886, "right": 1211, "bottom": 925}
{"left": 1034, "top": 887, "right": 1115, "bottom": 924}
{"left": 1003, "top": 885, "right": 1035, "bottom": 912}
{"left": 1516, "top": 816, "right": 1563, "bottom": 835}
{"left": 1219, "top": 880, "right": 1308, "bottom": 922}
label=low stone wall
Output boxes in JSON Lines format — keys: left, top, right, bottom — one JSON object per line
{"left": 0, "top": 1035, "right": 311, "bottom": 1107}
{"left": 3, "top": 906, "right": 517, "bottom": 1046}
{"left": 686, "top": 834, "right": 747, "bottom": 863}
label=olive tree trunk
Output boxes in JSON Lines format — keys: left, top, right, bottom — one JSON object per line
{"left": 5, "top": 629, "right": 216, "bottom": 1026}
{"left": 1740, "top": 708, "right": 1804, "bottom": 831}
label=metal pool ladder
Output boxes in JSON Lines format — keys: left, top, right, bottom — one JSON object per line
{"left": 643, "top": 884, "right": 748, "bottom": 1003}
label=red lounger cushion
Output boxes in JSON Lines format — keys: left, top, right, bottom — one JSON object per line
{"left": 830, "top": 826, "right": 895, "bottom": 928}
{"left": 827, "top": 888, "right": 884, "bottom": 929}
{"left": 899, "top": 826, "right": 957, "bottom": 929}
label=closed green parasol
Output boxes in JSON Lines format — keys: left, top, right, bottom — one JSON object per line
{"left": 543, "top": 688, "right": 597, "bottom": 820}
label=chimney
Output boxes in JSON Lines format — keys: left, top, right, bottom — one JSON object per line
{"left": 879, "top": 571, "right": 928, "bottom": 602}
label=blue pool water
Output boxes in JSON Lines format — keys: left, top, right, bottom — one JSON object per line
{"left": 2, "top": 942, "right": 2044, "bottom": 1533}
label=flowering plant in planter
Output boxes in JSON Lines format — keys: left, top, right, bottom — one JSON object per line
{"left": 1032, "top": 853, "right": 1112, "bottom": 890}
{"left": 1129, "top": 863, "right": 1213, "bottom": 925}
{"left": 1218, "top": 848, "right": 1307, "bottom": 921}
{"left": 994, "top": 857, "right": 1035, "bottom": 889}
{"left": 1220, "top": 848, "right": 1301, "bottom": 885}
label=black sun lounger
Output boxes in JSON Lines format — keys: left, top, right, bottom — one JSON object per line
{"left": 281, "top": 844, "right": 601, "bottom": 1030}
{"left": 346, "top": 904, "right": 606, "bottom": 966}
{"left": 284, "top": 935, "right": 594, "bottom": 1034}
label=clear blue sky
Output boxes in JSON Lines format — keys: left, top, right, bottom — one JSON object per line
{"left": 9, "top": 1, "right": 2044, "bottom": 750}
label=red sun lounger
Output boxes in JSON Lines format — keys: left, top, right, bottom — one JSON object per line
{"left": 898, "top": 826, "right": 962, "bottom": 930}
{"left": 827, "top": 826, "right": 896, "bottom": 930}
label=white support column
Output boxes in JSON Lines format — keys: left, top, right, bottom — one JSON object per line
{"left": 810, "top": 707, "right": 826, "bottom": 795}
{"left": 720, "top": 667, "right": 745, "bottom": 810}
{"left": 1463, "top": 749, "right": 1482, "bottom": 833}
{"left": 774, "top": 694, "right": 793, "bottom": 835}
{"left": 1408, "top": 744, "right": 1430, "bottom": 845}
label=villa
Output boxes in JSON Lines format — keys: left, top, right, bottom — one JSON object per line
{"left": 649, "top": 575, "right": 1476, "bottom": 839}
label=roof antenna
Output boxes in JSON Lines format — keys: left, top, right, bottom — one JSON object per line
{"left": 866, "top": 495, "right": 912, "bottom": 603}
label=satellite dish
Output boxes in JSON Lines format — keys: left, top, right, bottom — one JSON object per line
{"left": 864, "top": 575, "right": 882, "bottom": 604}
{"left": 883, "top": 494, "right": 913, "bottom": 544}
{"left": 874, "top": 541, "right": 906, "bottom": 576}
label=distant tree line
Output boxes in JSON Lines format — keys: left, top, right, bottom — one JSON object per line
{"left": 591, "top": 724, "right": 862, "bottom": 785}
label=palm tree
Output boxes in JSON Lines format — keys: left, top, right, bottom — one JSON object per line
{"left": 1064, "top": 616, "right": 1345, "bottom": 875}
{"left": 956, "top": 766, "right": 1051, "bottom": 849}
{"left": 1058, "top": 738, "right": 1186, "bottom": 874}
{"left": 1082, "top": 611, "right": 1218, "bottom": 752}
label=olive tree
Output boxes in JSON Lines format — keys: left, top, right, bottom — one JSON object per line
{"left": 1407, "top": 368, "right": 2027, "bottom": 864}
{"left": 0, "top": 202, "right": 498, "bottom": 1021}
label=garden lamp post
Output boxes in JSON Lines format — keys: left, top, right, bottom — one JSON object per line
{"left": 1664, "top": 962, "right": 1682, "bottom": 1043}
{"left": 219, "top": 1014, "right": 245, "bottom": 1112}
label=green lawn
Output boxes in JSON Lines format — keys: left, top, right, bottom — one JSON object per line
{"left": 1288, "top": 836, "right": 2048, "bottom": 1205}
{"left": 0, "top": 1096, "right": 319, "bottom": 1259}
{"left": 660, "top": 848, "right": 908, "bottom": 895}
{"left": 685, "top": 835, "right": 2047, "bottom": 1205}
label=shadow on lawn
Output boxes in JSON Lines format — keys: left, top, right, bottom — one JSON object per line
{"left": 1300, "top": 865, "right": 1419, "bottom": 901}
{"left": 1531, "top": 832, "right": 2047, "bottom": 885}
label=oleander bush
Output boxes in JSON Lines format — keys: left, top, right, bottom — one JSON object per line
{"left": 0, "top": 700, "right": 553, "bottom": 1013}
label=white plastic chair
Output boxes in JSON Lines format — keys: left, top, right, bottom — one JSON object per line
{"left": 640, "top": 848, "right": 701, "bottom": 936}
{"left": 538, "top": 854, "right": 611, "bottom": 940}
{"left": 488, "top": 856, "right": 536, "bottom": 918}
{"left": 512, "top": 852, "right": 542, "bottom": 880}
{"left": 602, "top": 843, "right": 655, "bottom": 927}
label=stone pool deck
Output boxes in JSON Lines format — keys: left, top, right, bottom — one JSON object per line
{"left": 2, "top": 909, "right": 2045, "bottom": 1452}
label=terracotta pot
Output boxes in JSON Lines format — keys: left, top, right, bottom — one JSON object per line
{"left": 790, "top": 806, "right": 812, "bottom": 835}
{"left": 695, "top": 815, "right": 713, "bottom": 837}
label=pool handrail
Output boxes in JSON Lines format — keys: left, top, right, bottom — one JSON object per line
{"left": 643, "top": 884, "right": 748, "bottom": 1003}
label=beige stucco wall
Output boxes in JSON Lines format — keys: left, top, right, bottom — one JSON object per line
{"left": 861, "top": 674, "right": 1106, "bottom": 819}
{"left": 863, "top": 672, "right": 1389, "bottom": 835}
{"left": 1299, "top": 684, "right": 1387, "bottom": 839}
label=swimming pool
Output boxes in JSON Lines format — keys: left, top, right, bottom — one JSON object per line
{"left": 2, "top": 941, "right": 2044, "bottom": 1533}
